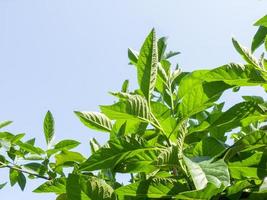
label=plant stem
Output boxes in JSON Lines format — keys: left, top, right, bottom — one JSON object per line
{"left": 0, "top": 161, "right": 51, "bottom": 180}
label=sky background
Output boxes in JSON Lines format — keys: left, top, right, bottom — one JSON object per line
{"left": 1, "top": 0, "right": 267, "bottom": 199}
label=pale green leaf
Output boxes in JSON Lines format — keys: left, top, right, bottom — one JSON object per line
{"left": 183, "top": 156, "right": 230, "bottom": 190}
{"left": 55, "top": 150, "right": 85, "bottom": 167}
{"left": 75, "top": 111, "right": 112, "bottom": 133}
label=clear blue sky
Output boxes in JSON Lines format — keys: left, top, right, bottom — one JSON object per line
{"left": 0, "top": 0, "right": 267, "bottom": 199}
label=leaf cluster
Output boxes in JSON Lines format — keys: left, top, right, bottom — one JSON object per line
{"left": 1, "top": 15, "right": 267, "bottom": 200}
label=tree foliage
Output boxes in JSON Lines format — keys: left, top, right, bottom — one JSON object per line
{"left": 1, "top": 15, "right": 267, "bottom": 199}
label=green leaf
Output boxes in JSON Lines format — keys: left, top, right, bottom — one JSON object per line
{"left": 192, "top": 137, "right": 226, "bottom": 157}
{"left": 47, "top": 140, "right": 81, "bottom": 156}
{"left": 79, "top": 135, "right": 159, "bottom": 173}
{"left": 178, "top": 63, "right": 267, "bottom": 117}
{"left": 128, "top": 48, "right": 139, "bottom": 65}
{"left": 75, "top": 111, "right": 112, "bottom": 133}
{"left": 18, "top": 172, "right": 26, "bottom": 191}
{"left": 43, "top": 110, "right": 55, "bottom": 146}
{"left": 121, "top": 79, "right": 129, "bottom": 93}
{"left": 100, "top": 94, "right": 151, "bottom": 122}
{"left": 54, "top": 140, "right": 80, "bottom": 150}
{"left": 90, "top": 138, "right": 101, "bottom": 154}
{"left": 232, "top": 38, "right": 260, "bottom": 68}
{"left": 137, "top": 28, "right": 158, "bottom": 102}
{"left": 157, "top": 37, "right": 167, "bottom": 60}
{"left": 228, "top": 151, "right": 267, "bottom": 180}
{"left": 33, "top": 178, "right": 66, "bottom": 194}
{"left": 204, "top": 63, "right": 266, "bottom": 86}
{"left": 9, "top": 168, "right": 19, "bottom": 186}
{"left": 17, "top": 141, "right": 45, "bottom": 155}
{"left": 150, "top": 102, "right": 176, "bottom": 136}
{"left": 254, "top": 15, "right": 267, "bottom": 27}
{"left": 0, "top": 120, "right": 12, "bottom": 129}
{"left": 116, "top": 177, "right": 187, "bottom": 199}
{"left": 208, "top": 101, "right": 263, "bottom": 140}
{"left": 175, "top": 183, "right": 224, "bottom": 200}
{"left": 165, "top": 51, "right": 180, "bottom": 59}
{"left": 179, "top": 80, "right": 230, "bottom": 117}
{"left": 183, "top": 156, "right": 230, "bottom": 190}
{"left": 81, "top": 176, "right": 117, "bottom": 200}
{"left": 225, "top": 131, "right": 267, "bottom": 160}
{"left": 55, "top": 150, "right": 85, "bottom": 167}
{"left": 251, "top": 26, "right": 267, "bottom": 52}
{"left": 226, "top": 180, "right": 253, "bottom": 199}
{"left": 0, "top": 182, "right": 7, "bottom": 190}
{"left": 67, "top": 174, "right": 82, "bottom": 200}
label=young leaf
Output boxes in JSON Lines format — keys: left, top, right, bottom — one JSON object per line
{"left": 0, "top": 120, "right": 12, "bottom": 129}
{"left": 157, "top": 37, "right": 167, "bottom": 60}
{"left": 254, "top": 15, "right": 267, "bottom": 27}
{"left": 90, "top": 138, "right": 101, "bottom": 154}
{"left": 74, "top": 111, "right": 112, "bottom": 133}
{"left": 137, "top": 28, "right": 158, "bottom": 102}
{"left": 128, "top": 48, "right": 139, "bottom": 65}
{"left": 43, "top": 111, "right": 55, "bottom": 146}
{"left": 121, "top": 79, "right": 129, "bottom": 93}
{"left": 232, "top": 38, "right": 260, "bottom": 68}
{"left": 251, "top": 26, "right": 267, "bottom": 52}
{"left": 0, "top": 182, "right": 7, "bottom": 190}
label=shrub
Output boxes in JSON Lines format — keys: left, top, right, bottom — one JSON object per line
{"left": 1, "top": 15, "right": 267, "bottom": 200}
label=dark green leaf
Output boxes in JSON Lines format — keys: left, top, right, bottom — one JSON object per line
{"left": 251, "top": 26, "right": 267, "bottom": 52}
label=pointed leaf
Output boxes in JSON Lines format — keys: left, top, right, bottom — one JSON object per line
{"left": 137, "top": 29, "right": 158, "bottom": 102}
{"left": 251, "top": 26, "right": 267, "bottom": 52}
{"left": 232, "top": 38, "right": 260, "bottom": 68}
{"left": 0, "top": 120, "right": 12, "bottom": 129}
{"left": 43, "top": 111, "right": 55, "bottom": 146}
{"left": 79, "top": 135, "right": 159, "bottom": 172}
{"left": 75, "top": 111, "right": 112, "bottom": 133}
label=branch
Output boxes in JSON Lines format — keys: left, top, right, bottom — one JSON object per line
{"left": 0, "top": 160, "right": 51, "bottom": 180}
